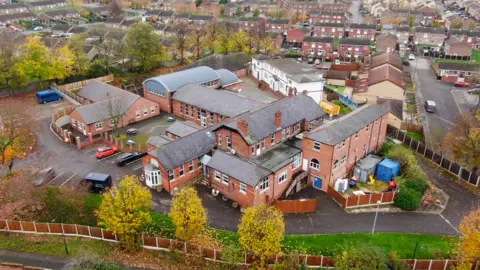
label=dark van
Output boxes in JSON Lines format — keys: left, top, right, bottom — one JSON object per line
{"left": 83, "top": 173, "right": 112, "bottom": 193}
{"left": 36, "top": 90, "right": 62, "bottom": 104}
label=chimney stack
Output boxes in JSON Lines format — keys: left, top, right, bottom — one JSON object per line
{"left": 237, "top": 119, "right": 249, "bottom": 135}
{"left": 274, "top": 110, "right": 282, "bottom": 129}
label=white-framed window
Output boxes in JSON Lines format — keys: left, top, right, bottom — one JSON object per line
{"left": 151, "top": 106, "right": 155, "bottom": 113}
{"left": 188, "top": 160, "right": 194, "bottom": 171}
{"left": 313, "top": 142, "right": 320, "bottom": 151}
{"left": 72, "top": 119, "right": 77, "bottom": 127}
{"left": 146, "top": 169, "right": 160, "bottom": 186}
{"left": 198, "top": 159, "right": 202, "bottom": 168}
{"left": 179, "top": 166, "right": 184, "bottom": 176}
{"left": 333, "top": 160, "right": 339, "bottom": 170}
{"left": 210, "top": 112, "right": 214, "bottom": 124}
{"left": 341, "top": 155, "right": 346, "bottom": 164}
{"left": 310, "top": 158, "right": 320, "bottom": 170}
{"left": 366, "top": 125, "right": 369, "bottom": 132}
{"left": 261, "top": 139, "right": 265, "bottom": 149}
{"left": 185, "top": 105, "right": 189, "bottom": 116}
{"left": 136, "top": 111, "right": 140, "bottom": 118}
{"left": 218, "top": 134, "right": 222, "bottom": 146}
{"left": 286, "top": 126, "right": 291, "bottom": 137}
{"left": 308, "top": 123, "right": 312, "bottom": 130}
{"left": 363, "top": 144, "right": 367, "bottom": 153}
{"left": 227, "top": 136, "right": 232, "bottom": 149}
{"left": 197, "top": 109, "right": 201, "bottom": 120}
{"left": 342, "top": 140, "right": 346, "bottom": 147}
{"left": 278, "top": 172, "right": 287, "bottom": 184}
{"left": 144, "top": 108, "right": 148, "bottom": 115}
{"left": 95, "top": 122, "right": 103, "bottom": 130}
{"left": 259, "top": 177, "right": 269, "bottom": 192}
{"left": 190, "top": 105, "right": 194, "bottom": 118}
{"left": 240, "top": 183, "right": 247, "bottom": 193}
{"left": 271, "top": 134, "right": 275, "bottom": 144}
{"left": 222, "top": 174, "right": 229, "bottom": 184}
{"left": 215, "top": 171, "right": 221, "bottom": 181}
{"left": 251, "top": 145, "right": 255, "bottom": 154}
{"left": 281, "top": 129, "right": 285, "bottom": 139}
{"left": 168, "top": 170, "right": 174, "bottom": 180}
{"left": 355, "top": 131, "right": 359, "bottom": 139}
{"left": 293, "top": 153, "right": 301, "bottom": 169}
{"left": 337, "top": 143, "right": 341, "bottom": 150}
{"left": 295, "top": 122, "right": 300, "bottom": 131}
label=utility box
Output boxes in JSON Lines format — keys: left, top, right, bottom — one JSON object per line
{"left": 376, "top": 158, "right": 401, "bottom": 182}
{"left": 353, "top": 155, "right": 383, "bottom": 183}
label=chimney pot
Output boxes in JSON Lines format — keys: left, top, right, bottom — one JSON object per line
{"left": 237, "top": 119, "right": 249, "bottom": 135}
{"left": 274, "top": 110, "right": 282, "bottom": 129}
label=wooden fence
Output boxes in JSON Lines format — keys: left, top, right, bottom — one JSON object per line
{"left": 274, "top": 199, "right": 317, "bottom": 214}
{"left": 56, "top": 74, "right": 114, "bottom": 92}
{"left": 387, "top": 125, "right": 480, "bottom": 187}
{"left": 327, "top": 185, "right": 397, "bottom": 209}
{"left": 0, "top": 219, "right": 476, "bottom": 269}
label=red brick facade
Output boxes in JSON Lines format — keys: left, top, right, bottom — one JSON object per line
{"left": 266, "top": 20, "right": 291, "bottom": 33}
{"left": 348, "top": 27, "right": 376, "bottom": 40}
{"left": 337, "top": 41, "right": 371, "bottom": 58}
{"left": 302, "top": 37, "right": 334, "bottom": 59}
{"left": 312, "top": 24, "right": 345, "bottom": 38}
{"left": 171, "top": 99, "right": 228, "bottom": 127}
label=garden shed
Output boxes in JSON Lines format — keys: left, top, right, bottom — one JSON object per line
{"left": 375, "top": 158, "right": 401, "bottom": 181}
{"left": 353, "top": 154, "right": 383, "bottom": 183}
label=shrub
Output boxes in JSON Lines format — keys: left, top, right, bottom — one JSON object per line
{"left": 380, "top": 141, "right": 395, "bottom": 156}
{"left": 384, "top": 144, "right": 428, "bottom": 181}
{"left": 387, "top": 253, "right": 410, "bottom": 270}
{"left": 334, "top": 244, "right": 387, "bottom": 270}
{"left": 402, "top": 179, "right": 430, "bottom": 194}
{"left": 394, "top": 188, "right": 422, "bottom": 211}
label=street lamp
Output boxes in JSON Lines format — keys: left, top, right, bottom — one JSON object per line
{"left": 371, "top": 200, "right": 381, "bottom": 234}
{"left": 52, "top": 216, "right": 69, "bottom": 255}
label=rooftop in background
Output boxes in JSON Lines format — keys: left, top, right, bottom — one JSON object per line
{"left": 182, "top": 52, "right": 251, "bottom": 72}
{"left": 165, "top": 121, "right": 200, "bottom": 138}
{"left": 264, "top": 58, "right": 324, "bottom": 80}
{"left": 144, "top": 66, "right": 221, "bottom": 93}
{"left": 368, "top": 65, "right": 404, "bottom": 88}
{"left": 371, "top": 53, "right": 403, "bottom": 70}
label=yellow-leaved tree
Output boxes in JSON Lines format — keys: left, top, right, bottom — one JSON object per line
{"left": 169, "top": 187, "right": 207, "bottom": 241}
{"left": 96, "top": 175, "right": 152, "bottom": 250}
{"left": 455, "top": 208, "right": 480, "bottom": 270}
{"left": 238, "top": 204, "right": 285, "bottom": 266}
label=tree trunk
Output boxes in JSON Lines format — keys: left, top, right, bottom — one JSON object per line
{"left": 7, "top": 161, "right": 13, "bottom": 175}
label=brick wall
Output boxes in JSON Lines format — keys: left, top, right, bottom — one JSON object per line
{"left": 171, "top": 100, "right": 223, "bottom": 127}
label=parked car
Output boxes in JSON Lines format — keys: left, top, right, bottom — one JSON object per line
{"left": 81, "top": 172, "right": 112, "bottom": 193}
{"left": 167, "top": 117, "right": 176, "bottom": 122}
{"left": 116, "top": 152, "right": 145, "bottom": 166}
{"left": 126, "top": 139, "right": 135, "bottom": 145}
{"left": 424, "top": 100, "right": 437, "bottom": 113}
{"left": 126, "top": 128, "right": 138, "bottom": 135}
{"left": 95, "top": 146, "right": 118, "bottom": 159}
{"left": 454, "top": 81, "right": 470, "bottom": 87}
{"left": 32, "top": 167, "right": 56, "bottom": 186}
{"left": 408, "top": 54, "right": 415, "bottom": 60}
{"left": 33, "top": 26, "right": 43, "bottom": 31}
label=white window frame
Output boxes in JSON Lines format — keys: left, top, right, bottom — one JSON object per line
{"left": 281, "top": 129, "right": 286, "bottom": 139}
{"left": 227, "top": 136, "right": 232, "bottom": 149}
{"left": 313, "top": 142, "right": 321, "bottom": 151}
{"left": 310, "top": 159, "right": 320, "bottom": 170}
{"left": 259, "top": 177, "right": 269, "bottom": 192}
{"left": 151, "top": 106, "right": 155, "bottom": 113}
{"left": 215, "top": 171, "right": 221, "bottom": 181}
{"left": 333, "top": 160, "right": 339, "bottom": 170}
{"left": 240, "top": 183, "right": 247, "bottom": 193}
{"left": 355, "top": 131, "right": 359, "bottom": 139}
{"left": 144, "top": 108, "right": 148, "bottom": 115}
{"left": 278, "top": 172, "right": 287, "bottom": 184}
{"left": 136, "top": 111, "right": 141, "bottom": 118}
{"left": 168, "top": 170, "right": 174, "bottom": 180}
{"left": 95, "top": 122, "right": 103, "bottom": 130}
{"left": 188, "top": 160, "right": 194, "bottom": 172}
{"left": 341, "top": 155, "right": 346, "bottom": 164}
{"left": 218, "top": 134, "right": 222, "bottom": 146}
{"left": 271, "top": 134, "right": 275, "bottom": 144}
{"left": 293, "top": 153, "right": 301, "bottom": 169}
{"left": 222, "top": 174, "right": 229, "bottom": 184}
{"left": 179, "top": 166, "right": 184, "bottom": 176}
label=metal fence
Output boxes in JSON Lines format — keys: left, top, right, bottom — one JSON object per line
{"left": 339, "top": 94, "right": 360, "bottom": 110}
{"left": 387, "top": 125, "right": 480, "bottom": 187}
{"left": 0, "top": 219, "right": 475, "bottom": 269}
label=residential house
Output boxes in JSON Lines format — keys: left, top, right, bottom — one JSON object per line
{"left": 467, "top": 3, "right": 480, "bottom": 19}
{"left": 69, "top": 81, "right": 160, "bottom": 137}
{"left": 370, "top": 52, "right": 403, "bottom": 72}
{"left": 28, "top": 0, "right": 66, "bottom": 11}
{"left": 251, "top": 57, "right": 325, "bottom": 103}
{"left": 258, "top": 0, "right": 279, "bottom": 13}
{"left": 370, "top": 2, "right": 387, "bottom": 17}
{"left": 0, "top": 12, "right": 36, "bottom": 24}
{"left": 395, "top": 26, "right": 411, "bottom": 45}
{"left": 223, "top": 3, "right": 237, "bottom": 17}
{"left": 143, "top": 66, "right": 243, "bottom": 113}
{"left": 190, "top": 14, "right": 216, "bottom": 25}
{"left": 321, "top": 3, "right": 348, "bottom": 13}
{"left": 165, "top": 121, "right": 200, "bottom": 139}
{"left": 174, "top": 13, "right": 191, "bottom": 23}
{"left": 348, "top": 24, "right": 377, "bottom": 40}
{"left": 0, "top": 3, "right": 28, "bottom": 15}
{"left": 302, "top": 36, "right": 335, "bottom": 59}
{"left": 375, "top": 33, "right": 398, "bottom": 53}
{"left": 266, "top": 19, "right": 291, "bottom": 33}
{"left": 337, "top": 38, "right": 371, "bottom": 59}
{"left": 353, "top": 63, "right": 405, "bottom": 103}
{"left": 183, "top": 52, "right": 252, "bottom": 77}
{"left": 312, "top": 12, "right": 345, "bottom": 24}
{"left": 120, "top": 20, "right": 138, "bottom": 30}
{"left": 51, "top": 24, "right": 74, "bottom": 36}
{"left": 286, "top": 27, "right": 312, "bottom": 47}
{"left": 449, "top": 29, "right": 468, "bottom": 41}
{"left": 312, "top": 22, "right": 345, "bottom": 38}
{"left": 235, "top": 17, "right": 266, "bottom": 32}
{"left": 414, "top": 27, "right": 446, "bottom": 47}
{"left": 38, "top": 9, "right": 81, "bottom": 25}
{"left": 465, "top": 31, "right": 480, "bottom": 49}
{"left": 434, "top": 62, "right": 480, "bottom": 82}
{"left": 285, "top": 1, "right": 321, "bottom": 14}
{"left": 377, "top": 98, "right": 403, "bottom": 129}
{"left": 267, "top": 32, "right": 283, "bottom": 51}
{"left": 170, "top": 83, "right": 265, "bottom": 127}
{"left": 303, "top": 104, "right": 389, "bottom": 191}
{"left": 105, "top": 17, "right": 125, "bottom": 28}
{"left": 157, "top": 10, "right": 175, "bottom": 23}
{"left": 444, "top": 37, "right": 472, "bottom": 59}
{"left": 84, "top": 45, "right": 103, "bottom": 61}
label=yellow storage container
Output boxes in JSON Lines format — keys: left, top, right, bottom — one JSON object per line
{"left": 320, "top": 101, "right": 340, "bottom": 116}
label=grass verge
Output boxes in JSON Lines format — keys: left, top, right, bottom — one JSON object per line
{"left": 407, "top": 131, "right": 423, "bottom": 142}
{"left": 332, "top": 100, "right": 353, "bottom": 115}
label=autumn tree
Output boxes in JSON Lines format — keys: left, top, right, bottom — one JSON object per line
{"left": 465, "top": 19, "right": 477, "bottom": 31}
{"left": 13, "top": 36, "right": 52, "bottom": 87}
{"left": 408, "top": 15, "right": 416, "bottom": 28}
{"left": 291, "top": 11, "right": 307, "bottom": 24}
{"left": 238, "top": 204, "right": 284, "bottom": 265}
{"left": 260, "top": 35, "right": 279, "bottom": 56}
{"left": 67, "top": 34, "right": 90, "bottom": 75}
{"left": 335, "top": 244, "right": 387, "bottom": 270}
{"left": 248, "top": 28, "right": 263, "bottom": 54}
{"left": 131, "top": 0, "right": 148, "bottom": 9}
{"left": 450, "top": 17, "right": 464, "bottom": 29}
{"left": 169, "top": 187, "right": 207, "bottom": 241}
{"left": 96, "top": 176, "right": 152, "bottom": 250}
{"left": 0, "top": 104, "right": 32, "bottom": 175}
{"left": 172, "top": 23, "right": 190, "bottom": 64}
{"left": 125, "top": 23, "right": 164, "bottom": 71}
{"left": 455, "top": 208, "right": 480, "bottom": 270}
{"left": 217, "top": 22, "right": 236, "bottom": 54}
{"left": 235, "top": 5, "right": 243, "bottom": 17}
{"left": 253, "top": 8, "right": 259, "bottom": 18}
{"left": 103, "top": 94, "right": 127, "bottom": 137}
{"left": 444, "top": 112, "right": 480, "bottom": 173}
{"left": 0, "top": 31, "right": 25, "bottom": 91}
{"left": 50, "top": 45, "right": 75, "bottom": 82}
{"left": 205, "top": 23, "right": 219, "bottom": 53}
{"left": 232, "top": 31, "right": 249, "bottom": 52}
{"left": 188, "top": 26, "right": 206, "bottom": 60}
{"left": 432, "top": 21, "right": 442, "bottom": 28}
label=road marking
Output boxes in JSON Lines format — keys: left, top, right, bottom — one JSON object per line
{"left": 90, "top": 154, "right": 98, "bottom": 158}
{"left": 47, "top": 171, "right": 64, "bottom": 185}
{"left": 430, "top": 114, "right": 455, "bottom": 126}
{"left": 440, "top": 214, "right": 462, "bottom": 235}
{"left": 133, "top": 165, "right": 144, "bottom": 171}
{"left": 59, "top": 173, "right": 77, "bottom": 187}
{"left": 125, "top": 159, "right": 142, "bottom": 166}
{"left": 84, "top": 147, "right": 100, "bottom": 154}
{"left": 103, "top": 152, "right": 121, "bottom": 160}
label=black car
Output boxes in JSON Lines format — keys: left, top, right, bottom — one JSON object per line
{"left": 116, "top": 152, "right": 145, "bottom": 166}
{"left": 82, "top": 173, "right": 112, "bottom": 193}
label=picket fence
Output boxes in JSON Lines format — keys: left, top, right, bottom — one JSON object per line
{"left": 1, "top": 220, "right": 477, "bottom": 269}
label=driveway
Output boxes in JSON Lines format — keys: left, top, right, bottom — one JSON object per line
{"left": 348, "top": 0, "right": 364, "bottom": 24}
{"left": 411, "top": 57, "right": 466, "bottom": 148}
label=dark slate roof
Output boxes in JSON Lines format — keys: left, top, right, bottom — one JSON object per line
{"left": 183, "top": 53, "right": 250, "bottom": 72}
{"left": 396, "top": 26, "right": 410, "bottom": 32}
{"left": 0, "top": 12, "right": 36, "bottom": 22}
{"left": 251, "top": 143, "right": 302, "bottom": 172}
{"left": 207, "top": 150, "right": 271, "bottom": 186}
{"left": 0, "top": 3, "right": 27, "bottom": 9}
{"left": 371, "top": 53, "right": 402, "bottom": 70}
{"left": 350, "top": 23, "right": 376, "bottom": 29}
{"left": 306, "top": 104, "right": 389, "bottom": 145}
{"left": 51, "top": 24, "right": 73, "bottom": 32}
{"left": 175, "top": 13, "right": 191, "bottom": 19}
{"left": 105, "top": 17, "right": 124, "bottom": 24}
{"left": 158, "top": 10, "right": 174, "bottom": 17}
{"left": 415, "top": 27, "right": 445, "bottom": 34}
{"left": 303, "top": 36, "right": 334, "bottom": 43}
{"left": 223, "top": 95, "right": 326, "bottom": 144}
{"left": 76, "top": 80, "right": 138, "bottom": 103}
{"left": 313, "top": 22, "right": 344, "bottom": 28}
{"left": 172, "top": 84, "right": 265, "bottom": 117}
{"left": 449, "top": 29, "right": 468, "bottom": 36}
{"left": 339, "top": 38, "right": 370, "bottom": 45}
{"left": 30, "top": 0, "right": 62, "bottom": 6}
{"left": 43, "top": 8, "right": 79, "bottom": 17}
{"left": 267, "top": 19, "right": 289, "bottom": 24}
{"left": 216, "top": 69, "right": 242, "bottom": 87}
{"left": 437, "top": 62, "right": 480, "bottom": 71}
{"left": 147, "top": 134, "right": 173, "bottom": 147}
{"left": 150, "top": 126, "right": 217, "bottom": 170}
{"left": 467, "top": 31, "right": 480, "bottom": 37}
{"left": 69, "top": 26, "right": 88, "bottom": 33}
{"left": 145, "top": 9, "right": 161, "bottom": 16}
{"left": 165, "top": 121, "right": 200, "bottom": 137}
{"left": 190, "top": 14, "right": 213, "bottom": 21}
{"left": 377, "top": 98, "right": 403, "bottom": 120}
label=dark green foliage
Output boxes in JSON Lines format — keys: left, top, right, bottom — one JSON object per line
{"left": 402, "top": 179, "right": 430, "bottom": 194}
{"left": 380, "top": 141, "right": 395, "bottom": 156}
{"left": 387, "top": 253, "right": 410, "bottom": 270}
{"left": 334, "top": 244, "right": 388, "bottom": 270}
{"left": 394, "top": 188, "right": 422, "bottom": 211}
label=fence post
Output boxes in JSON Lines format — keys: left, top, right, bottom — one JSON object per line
{"left": 244, "top": 252, "right": 247, "bottom": 265}
{"left": 428, "top": 260, "right": 433, "bottom": 270}
{"left": 142, "top": 235, "right": 144, "bottom": 246}
{"left": 47, "top": 223, "right": 51, "bottom": 233}
{"left": 88, "top": 226, "right": 91, "bottom": 237}
{"left": 101, "top": 228, "right": 104, "bottom": 239}
{"left": 214, "top": 249, "right": 216, "bottom": 262}
{"left": 409, "top": 138, "right": 413, "bottom": 148}
{"left": 476, "top": 176, "right": 480, "bottom": 187}
{"left": 19, "top": 221, "right": 23, "bottom": 232}
{"left": 75, "top": 224, "right": 78, "bottom": 235}
{"left": 156, "top": 237, "right": 158, "bottom": 248}
{"left": 424, "top": 145, "right": 427, "bottom": 156}
{"left": 33, "top": 222, "right": 37, "bottom": 233}
{"left": 443, "top": 259, "right": 449, "bottom": 270}
{"left": 184, "top": 242, "right": 187, "bottom": 253}
{"left": 357, "top": 195, "right": 360, "bottom": 206}
{"left": 467, "top": 171, "right": 472, "bottom": 183}
{"left": 440, "top": 156, "right": 443, "bottom": 167}
{"left": 458, "top": 167, "right": 463, "bottom": 177}
{"left": 449, "top": 161, "right": 453, "bottom": 171}
{"left": 413, "top": 259, "right": 417, "bottom": 270}
{"left": 369, "top": 193, "right": 373, "bottom": 204}
{"left": 305, "top": 255, "right": 308, "bottom": 266}
{"left": 320, "top": 255, "right": 324, "bottom": 267}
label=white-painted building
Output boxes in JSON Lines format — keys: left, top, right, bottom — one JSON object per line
{"left": 251, "top": 57, "right": 325, "bottom": 103}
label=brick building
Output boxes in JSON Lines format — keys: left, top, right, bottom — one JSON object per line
{"left": 348, "top": 24, "right": 377, "bottom": 40}
{"left": 286, "top": 27, "right": 312, "bottom": 47}
{"left": 302, "top": 104, "right": 389, "bottom": 191}
{"left": 235, "top": 17, "right": 266, "bottom": 32}
{"left": 413, "top": 27, "right": 446, "bottom": 47}
{"left": 312, "top": 22, "right": 345, "bottom": 38}
{"left": 69, "top": 81, "right": 160, "bottom": 137}
{"left": 337, "top": 38, "right": 371, "bottom": 58}
{"left": 266, "top": 19, "right": 291, "bottom": 33}
{"left": 375, "top": 33, "right": 398, "bottom": 53}
{"left": 434, "top": 62, "right": 480, "bottom": 82}
{"left": 444, "top": 37, "right": 472, "bottom": 58}
{"left": 311, "top": 12, "right": 345, "bottom": 24}
{"left": 448, "top": 30, "right": 480, "bottom": 49}
{"left": 302, "top": 36, "right": 334, "bottom": 59}
{"left": 165, "top": 121, "right": 200, "bottom": 139}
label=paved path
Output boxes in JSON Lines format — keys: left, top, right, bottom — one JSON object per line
{"left": 348, "top": 0, "right": 364, "bottom": 24}
{"left": 0, "top": 250, "right": 70, "bottom": 270}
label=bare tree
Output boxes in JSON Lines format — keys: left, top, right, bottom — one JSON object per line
{"left": 189, "top": 26, "right": 206, "bottom": 60}
{"left": 173, "top": 23, "right": 190, "bottom": 64}
{"left": 101, "top": 94, "right": 127, "bottom": 137}
{"left": 217, "top": 22, "right": 236, "bottom": 55}
{"left": 108, "top": 0, "right": 124, "bottom": 18}
{"left": 248, "top": 28, "right": 263, "bottom": 54}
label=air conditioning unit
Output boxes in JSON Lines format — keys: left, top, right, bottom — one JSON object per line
{"left": 230, "top": 149, "right": 236, "bottom": 155}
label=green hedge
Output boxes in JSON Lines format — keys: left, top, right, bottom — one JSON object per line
{"left": 394, "top": 188, "right": 422, "bottom": 211}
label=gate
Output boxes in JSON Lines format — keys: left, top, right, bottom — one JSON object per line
{"left": 313, "top": 177, "right": 323, "bottom": 190}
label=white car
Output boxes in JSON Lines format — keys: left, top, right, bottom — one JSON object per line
{"left": 408, "top": 54, "right": 415, "bottom": 60}
{"left": 33, "top": 26, "right": 43, "bottom": 31}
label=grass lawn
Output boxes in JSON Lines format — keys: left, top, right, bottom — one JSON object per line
{"left": 0, "top": 233, "right": 113, "bottom": 258}
{"left": 332, "top": 100, "right": 353, "bottom": 115}
{"left": 334, "top": 38, "right": 339, "bottom": 50}
{"left": 472, "top": 49, "right": 480, "bottom": 62}
{"left": 434, "top": 58, "right": 479, "bottom": 64}
{"left": 407, "top": 131, "right": 423, "bottom": 142}
{"left": 117, "top": 133, "right": 150, "bottom": 150}
{"left": 326, "top": 85, "right": 345, "bottom": 95}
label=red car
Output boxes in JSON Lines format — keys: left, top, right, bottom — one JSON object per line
{"left": 96, "top": 146, "right": 118, "bottom": 159}
{"left": 454, "top": 81, "right": 470, "bottom": 87}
